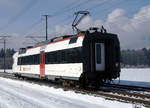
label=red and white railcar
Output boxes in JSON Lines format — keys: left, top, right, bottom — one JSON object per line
{"left": 13, "top": 28, "right": 120, "bottom": 86}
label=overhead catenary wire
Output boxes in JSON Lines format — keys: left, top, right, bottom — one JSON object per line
{"left": 87, "top": 0, "right": 142, "bottom": 20}
{"left": 50, "top": 0, "right": 93, "bottom": 18}
{"left": 51, "top": 0, "right": 116, "bottom": 26}
{"left": 23, "top": 0, "right": 93, "bottom": 37}
{"left": 53, "top": 1, "right": 150, "bottom": 36}
{"left": 0, "top": 0, "right": 39, "bottom": 31}
{"left": 51, "top": 0, "right": 82, "bottom": 17}
{"left": 30, "top": 0, "right": 118, "bottom": 37}
{"left": 26, "top": 36, "right": 45, "bottom": 42}
{"left": 21, "top": 0, "right": 150, "bottom": 43}
{"left": 20, "top": 0, "right": 106, "bottom": 37}
{"left": 38, "top": 0, "right": 148, "bottom": 31}
{"left": 85, "top": 0, "right": 112, "bottom": 11}
{"left": 81, "top": 0, "right": 149, "bottom": 28}
{"left": 9, "top": 0, "right": 82, "bottom": 36}
{"left": 50, "top": 0, "right": 117, "bottom": 30}
{"left": 21, "top": 19, "right": 42, "bottom": 36}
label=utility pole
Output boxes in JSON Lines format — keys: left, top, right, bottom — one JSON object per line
{"left": 4, "top": 39, "right": 6, "bottom": 73}
{"left": 42, "top": 15, "right": 50, "bottom": 40}
{"left": 0, "top": 36, "right": 11, "bottom": 73}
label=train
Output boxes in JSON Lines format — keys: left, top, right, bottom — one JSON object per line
{"left": 12, "top": 27, "right": 120, "bottom": 87}
{"left": 12, "top": 11, "right": 120, "bottom": 87}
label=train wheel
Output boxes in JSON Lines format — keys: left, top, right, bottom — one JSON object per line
{"left": 92, "top": 78, "right": 104, "bottom": 90}
{"left": 79, "top": 73, "right": 89, "bottom": 89}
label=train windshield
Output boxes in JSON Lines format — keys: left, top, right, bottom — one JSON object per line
{"left": 95, "top": 43, "right": 105, "bottom": 71}
{"left": 96, "top": 44, "right": 101, "bottom": 64}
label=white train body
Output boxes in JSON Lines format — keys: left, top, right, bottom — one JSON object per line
{"left": 13, "top": 31, "right": 120, "bottom": 84}
{"left": 13, "top": 35, "right": 84, "bottom": 80}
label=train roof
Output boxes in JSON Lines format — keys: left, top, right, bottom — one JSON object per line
{"left": 34, "top": 35, "right": 73, "bottom": 47}
{"left": 33, "top": 32, "right": 118, "bottom": 48}
{"left": 18, "top": 34, "right": 84, "bottom": 55}
{"left": 18, "top": 28, "right": 119, "bottom": 55}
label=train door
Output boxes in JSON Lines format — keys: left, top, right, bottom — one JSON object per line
{"left": 40, "top": 52, "right": 45, "bottom": 78}
{"left": 95, "top": 43, "right": 105, "bottom": 71}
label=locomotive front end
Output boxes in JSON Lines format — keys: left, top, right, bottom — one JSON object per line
{"left": 81, "top": 30, "right": 120, "bottom": 86}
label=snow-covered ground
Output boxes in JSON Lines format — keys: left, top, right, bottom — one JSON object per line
{"left": 120, "top": 68, "right": 150, "bottom": 82}
{"left": 114, "top": 68, "right": 150, "bottom": 87}
{"left": 0, "top": 77, "right": 134, "bottom": 108}
{"left": 1, "top": 68, "right": 150, "bottom": 87}
{"left": 0, "top": 69, "right": 12, "bottom": 73}
{"left": 0, "top": 68, "right": 149, "bottom": 108}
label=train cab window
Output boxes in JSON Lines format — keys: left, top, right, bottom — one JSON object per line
{"left": 69, "top": 37, "right": 78, "bottom": 44}
{"left": 96, "top": 44, "right": 101, "bottom": 64}
{"left": 17, "top": 57, "right": 21, "bottom": 65}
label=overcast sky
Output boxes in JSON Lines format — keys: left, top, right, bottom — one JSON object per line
{"left": 0, "top": 0, "right": 150, "bottom": 50}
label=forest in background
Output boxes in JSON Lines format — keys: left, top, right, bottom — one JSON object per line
{"left": 0, "top": 48, "right": 15, "bottom": 69}
{"left": 0, "top": 48, "right": 149, "bottom": 69}
{"left": 121, "top": 48, "right": 150, "bottom": 68}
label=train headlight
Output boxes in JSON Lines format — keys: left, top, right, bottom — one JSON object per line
{"left": 115, "top": 62, "right": 119, "bottom": 67}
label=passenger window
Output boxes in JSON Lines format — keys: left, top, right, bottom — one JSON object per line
{"left": 69, "top": 37, "right": 78, "bottom": 44}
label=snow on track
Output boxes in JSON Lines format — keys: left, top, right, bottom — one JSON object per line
{"left": 0, "top": 77, "right": 133, "bottom": 108}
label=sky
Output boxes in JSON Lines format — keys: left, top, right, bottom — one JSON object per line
{"left": 0, "top": 0, "right": 150, "bottom": 50}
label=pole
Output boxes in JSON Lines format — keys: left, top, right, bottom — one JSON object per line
{"left": 46, "top": 15, "right": 48, "bottom": 40}
{"left": 0, "top": 36, "right": 11, "bottom": 73}
{"left": 42, "top": 15, "right": 49, "bottom": 40}
{"left": 4, "top": 39, "right": 5, "bottom": 72}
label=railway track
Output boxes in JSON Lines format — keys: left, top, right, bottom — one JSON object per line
{"left": 0, "top": 72, "right": 150, "bottom": 107}
{"left": 97, "top": 89, "right": 150, "bottom": 107}
{"left": 103, "top": 83, "right": 150, "bottom": 91}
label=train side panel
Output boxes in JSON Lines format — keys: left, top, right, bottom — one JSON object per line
{"left": 45, "top": 63, "right": 83, "bottom": 80}
{"left": 13, "top": 35, "right": 85, "bottom": 80}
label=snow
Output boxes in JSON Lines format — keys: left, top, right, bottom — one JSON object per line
{"left": 121, "top": 68, "right": 150, "bottom": 82}
{"left": 0, "top": 68, "right": 149, "bottom": 108}
{"left": 2, "top": 68, "right": 150, "bottom": 87}
{"left": 0, "top": 69, "right": 12, "bottom": 73}
{"left": 0, "top": 77, "right": 133, "bottom": 108}
{"left": 114, "top": 68, "right": 150, "bottom": 87}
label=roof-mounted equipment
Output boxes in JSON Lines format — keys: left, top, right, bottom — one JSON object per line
{"left": 87, "top": 26, "right": 107, "bottom": 34}
{"left": 72, "top": 11, "right": 90, "bottom": 34}
{"left": 100, "top": 26, "right": 107, "bottom": 33}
